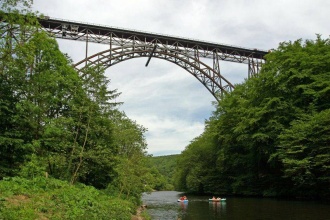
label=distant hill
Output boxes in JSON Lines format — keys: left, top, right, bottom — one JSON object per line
{"left": 149, "top": 154, "right": 179, "bottom": 190}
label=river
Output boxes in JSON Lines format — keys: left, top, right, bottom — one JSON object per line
{"left": 141, "top": 191, "right": 330, "bottom": 220}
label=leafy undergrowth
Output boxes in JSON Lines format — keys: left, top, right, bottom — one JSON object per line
{"left": 0, "top": 177, "right": 134, "bottom": 220}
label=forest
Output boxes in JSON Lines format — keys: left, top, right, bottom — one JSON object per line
{"left": 149, "top": 154, "right": 179, "bottom": 190}
{"left": 174, "top": 34, "right": 330, "bottom": 199}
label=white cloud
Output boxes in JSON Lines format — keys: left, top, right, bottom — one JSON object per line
{"left": 32, "top": 0, "right": 330, "bottom": 155}
{"left": 130, "top": 114, "right": 205, "bottom": 156}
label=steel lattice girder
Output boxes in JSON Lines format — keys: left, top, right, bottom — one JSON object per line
{"left": 36, "top": 16, "right": 267, "bottom": 62}
{"left": 36, "top": 17, "right": 266, "bottom": 100}
{"left": 1, "top": 15, "right": 268, "bottom": 101}
{"left": 74, "top": 44, "right": 235, "bottom": 101}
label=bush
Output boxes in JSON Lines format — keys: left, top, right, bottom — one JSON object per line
{"left": 0, "top": 177, "right": 134, "bottom": 219}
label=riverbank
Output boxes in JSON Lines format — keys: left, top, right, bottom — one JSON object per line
{"left": 0, "top": 177, "right": 134, "bottom": 219}
{"left": 131, "top": 205, "right": 149, "bottom": 220}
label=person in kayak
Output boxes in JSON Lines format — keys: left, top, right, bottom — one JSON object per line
{"left": 179, "top": 196, "right": 187, "bottom": 200}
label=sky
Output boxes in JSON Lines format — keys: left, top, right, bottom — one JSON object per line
{"left": 31, "top": 0, "right": 329, "bottom": 156}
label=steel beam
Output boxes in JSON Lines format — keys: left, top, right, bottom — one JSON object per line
{"left": 145, "top": 45, "right": 157, "bottom": 67}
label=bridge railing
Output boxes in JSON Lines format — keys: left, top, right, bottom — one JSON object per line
{"left": 42, "top": 15, "right": 267, "bottom": 55}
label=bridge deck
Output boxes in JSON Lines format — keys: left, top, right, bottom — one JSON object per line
{"left": 38, "top": 16, "right": 268, "bottom": 60}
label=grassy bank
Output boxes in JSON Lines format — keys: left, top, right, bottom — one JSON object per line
{"left": 0, "top": 177, "right": 136, "bottom": 220}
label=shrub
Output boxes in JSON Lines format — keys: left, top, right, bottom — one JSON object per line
{"left": 0, "top": 177, "right": 134, "bottom": 219}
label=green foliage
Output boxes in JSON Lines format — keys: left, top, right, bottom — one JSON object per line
{"left": 18, "top": 153, "right": 47, "bottom": 179}
{"left": 140, "top": 210, "right": 152, "bottom": 220}
{"left": 1, "top": 0, "right": 33, "bottom": 14}
{"left": 174, "top": 36, "right": 330, "bottom": 198}
{"left": 149, "top": 155, "right": 178, "bottom": 190}
{"left": 0, "top": 177, "right": 134, "bottom": 220}
{"left": 102, "top": 111, "right": 153, "bottom": 204}
{"left": 0, "top": 9, "right": 42, "bottom": 178}
{"left": 278, "top": 109, "right": 330, "bottom": 197}
{"left": 174, "top": 122, "right": 220, "bottom": 194}
{"left": 0, "top": 2, "right": 154, "bottom": 218}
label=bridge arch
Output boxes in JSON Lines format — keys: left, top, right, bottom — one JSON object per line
{"left": 74, "top": 44, "right": 235, "bottom": 101}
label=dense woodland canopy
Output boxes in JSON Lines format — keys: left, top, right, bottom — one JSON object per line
{"left": 174, "top": 36, "right": 330, "bottom": 199}
{"left": 149, "top": 155, "right": 179, "bottom": 190}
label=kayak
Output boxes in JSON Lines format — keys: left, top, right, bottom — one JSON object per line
{"left": 177, "top": 199, "right": 188, "bottom": 202}
{"left": 209, "top": 198, "right": 226, "bottom": 202}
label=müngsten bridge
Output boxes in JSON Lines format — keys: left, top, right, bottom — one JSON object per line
{"left": 2, "top": 15, "right": 268, "bottom": 101}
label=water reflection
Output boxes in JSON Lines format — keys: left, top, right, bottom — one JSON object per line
{"left": 142, "top": 191, "right": 184, "bottom": 219}
{"left": 209, "top": 201, "right": 220, "bottom": 212}
{"left": 178, "top": 200, "right": 188, "bottom": 211}
{"left": 177, "top": 202, "right": 188, "bottom": 219}
{"left": 143, "top": 191, "right": 330, "bottom": 220}
{"left": 208, "top": 201, "right": 226, "bottom": 219}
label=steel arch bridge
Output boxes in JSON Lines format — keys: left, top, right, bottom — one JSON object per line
{"left": 1, "top": 15, "right": 268, "bottom": 101}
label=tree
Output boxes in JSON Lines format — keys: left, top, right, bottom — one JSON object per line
{"left": 279, "top": 110, "right": 330, "bottom": 197}
{"left": 106, "top": 111, "right": 153, "bottom": 204}
{"left": 0, "top": 5, "right": 41, "bottom": 177}
{"left": 174, "top": 119, "right": 220, "bottom": 194}
{"left": 174, "top": 36, "right": 330, "bottom": 198}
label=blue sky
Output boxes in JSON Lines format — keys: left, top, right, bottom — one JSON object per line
{"left": 32, "top": 0, "right": 329, "bottom": 156}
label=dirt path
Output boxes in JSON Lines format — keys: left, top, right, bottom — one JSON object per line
{"left": 131, "top": 205, "right": 147, "bottom": 220}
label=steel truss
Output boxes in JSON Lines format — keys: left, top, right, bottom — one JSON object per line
{"left": 74, "top": 45, "right": 233, "bottom": 101}
{"left": 1, "top": 15, "right": 268, "bottom": 101}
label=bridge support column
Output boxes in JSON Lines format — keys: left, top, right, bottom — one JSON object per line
{"left": 213, "top": 52, "right": 223, "bottom": 97}
{"left": 248, "top": 59, "right": 262, "bottom": 78}
{"left": 85, "top": 30, "right": 88, "bottom": 67}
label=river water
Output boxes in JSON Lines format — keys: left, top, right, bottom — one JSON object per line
{"left": 142, "top": 191, "right": 330, "bottom": 220}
